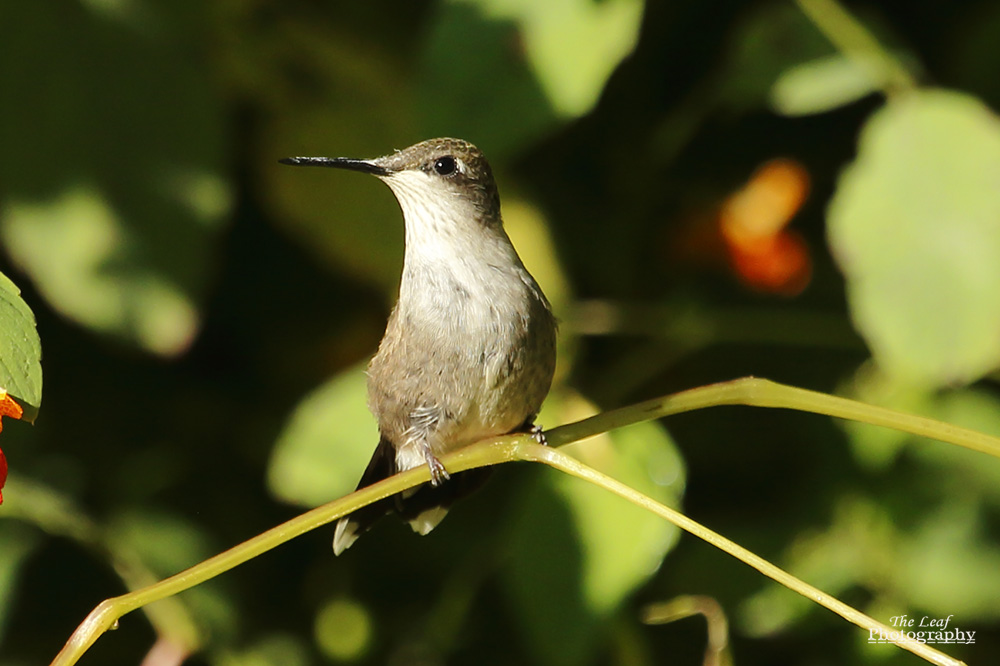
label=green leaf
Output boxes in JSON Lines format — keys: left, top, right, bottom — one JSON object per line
{"left": 108, "top": 509, "right": 215, "bottom": 575}
{"left": 267, "top": 363, "right": 379, "bottom": 507}
{"left": 505, "top": 476, "right": 595, "bottom": 666}
{"left": 108, "top": 508, "right": 237, "bottom": 643}
{"left": 720, "top": 3, "right": 836, "bottom": 111}
{"left": 0, "top": 272, "right": 42, "bottom": 414}
{"left": 898, "top": 500, "right": 1000, "bottom": 619}
{"left": 828, "top": 89, "right": 1000, "bottom": 385}
{"left": 745, "top": 390, "right": 1000, "bottom": 637}
{"left": 723, "top": 4, "right": 909, "bottom": 113}
{"left": 738, "top": 496, "right": 896, "bottom": 637}
{"left": 417, "top": 1, "right": 557, "bottom": 159}
{"left": 505, "top": 409, "right": 684, "bottom": 666}
{"left": 844, "top": 369, "right": 1000, "bottom": 505}
{"left": 911, "top": 389, "right": 1000, "bottom": 508}
{"left": 560, "top": 421, "right": 684, "bottom": 614}
{"left": 0, "top": 1, "right": 230, "bottom": 356}
{"left": 417, "top": 0, "right": 642, "bottom": 155}
{"left": 838, "top": 365, "right": 936, "bottom": 470}
{"left": 467, "top": 0, "right": 644, "bottom": 119}
{"left": 770, "top": 54, "right": 881, "bottom": 116}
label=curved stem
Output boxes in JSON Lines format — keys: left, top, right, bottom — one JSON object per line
{"left": 52, "top": 377, "right": 993, "bottom": 666}
{"left": 517, "top": 440, "right": 965, "bottom": 666}
{"left": 49, "top": 441, "right": 521, "bottom": 666}
{"left": 642, "top": 596, "right": 731, "bottom": 666}
{"left": 545, "top": 377, "right": 1000, "bottom": 459}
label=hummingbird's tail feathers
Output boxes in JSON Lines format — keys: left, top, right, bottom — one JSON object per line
{"left": 407, "top": 506, "right": 449, "bottom": 535}
{"left": 332, "top": 517, "right": 361, "bottom": 555}
{"left": 393, "top": 466, "right": 493, "bottom": 532}
{"left": 332, "top": 436, "right": 397, "bottom": 556}
{"left": 332, "top": 438, "right": 495, "bottom": 554}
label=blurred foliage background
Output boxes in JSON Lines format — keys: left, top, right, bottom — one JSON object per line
{"left": 2, "top": 0, "right": 1000, "bottom": 664}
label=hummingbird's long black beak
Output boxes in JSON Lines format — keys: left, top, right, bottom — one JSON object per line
{"left": 279, "top": 156, "right": 389, "bottom": 177}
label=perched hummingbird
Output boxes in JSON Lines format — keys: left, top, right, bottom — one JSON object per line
{"left": 280, "top": 138, "right": 557, "bottom": 554}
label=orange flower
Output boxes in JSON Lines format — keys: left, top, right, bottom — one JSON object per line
{"left": 0, "top": 447, "right": 6, "bottom": 504}
{"left": 719, "top": 159, "right": 812, "bottom": 296}
{"left": 0, "top": 390, "right": 25, "bottom": 505}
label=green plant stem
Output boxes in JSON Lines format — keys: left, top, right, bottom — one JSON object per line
{"left": 545, "top": 377, "right": 1000, "bottom": 459}
{"left": 49, "top": 441, "right": 520, "bottom": 666}
{"left": 52, "top": 377, "right": 992, "bottom": 666}
{"left": 521, "top": 440, "right": 964, "bottom": 666}
{"left": 642, "top": 596, "right": 731, "bottom": 666}
{"left": 795, "top": 0, "right": 917, "bottom": 94}
{"left": 5, "top": 477, "right": 201, "bottom": 655}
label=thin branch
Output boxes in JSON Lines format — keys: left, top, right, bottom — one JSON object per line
{"left": 642, "top": 596, "right": 732, "bottom": 666}
{"left": 519, "top": 440, "right": 965, "bottom": 666}
{"left": 49, "top": 441, "right": 521, "bottom": 666}
{"left": 545, "top": 377, "right": 1000, "bottom": 459}
{"left": 52, "top": 377, "right": 993, "bottom": 666}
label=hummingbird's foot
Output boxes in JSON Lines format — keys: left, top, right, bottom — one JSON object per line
{"left": 528, "top": 424, "right": 547, "bottom": 446}
{"left": 424, "top": 451, "right": 450, "bottom": 487}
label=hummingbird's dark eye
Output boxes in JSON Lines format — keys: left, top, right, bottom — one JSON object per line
{"left": 433, "top": 156, "right": 457, "bottom": 176}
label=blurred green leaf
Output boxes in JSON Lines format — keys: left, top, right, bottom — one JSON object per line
{"left": 839, "top": 364, "right": 936, "bottom": 470}
{"left": 561, "top": 420, "right": 684, "bottom": 614}
{"left": 502, "top": 197, "right": 571, "bottom": 314}
{"left": 838, "top": 364, "right": 1000, "bottom": 490}
{"left": 722, "top": 3, "right": 910, "bottom": 113}
{"left": 0, "top": 272, "right": 42, "bottom": 414}
{"left": 2, "top": 477, "right": 211, "bottom": 652}
{"left": 752, "top": 495, "right": 1000, "bottom": 629}
{"left": 739, "top": 496, "right": 895, "bottom": 636}
{"left": 108, "top": 508, "right": 237, "bottom": 643}
{"left": 1, "top": 475, "right": 97, "bottom": 545}
{"left": 844, "top": 366, "right": 1000, "bottom": 504}
{"left": 910, "top": 389, "right": 1000, "bottom": 508}
{"left": 108, "top": 509, "right": 215, "bottom": 575}
{"left": 721, "top": 3, "right": 836, "bottom": 110}
{"left": 505, "top": 393, "right": 684, "bottom": 666}
{"left": 898, "top": 500, "right": 1000, "bottom": 619}
{"left": 770, "top": 54, "right": 881, "bottom": 116}
{"left": 828, "top": 89, "right": 1000, "bottom": 385}
{"left": 0, "top": 0, "right": 229, "bottom": 356}
{"left": 743, "top": 473, "right": 1000, "bottom": 637}
{"left": 267, "top": 363, "right": 379, "bottom": 507}
{"left": 505, "top": 473, "right": 593, "bottom": 666}
{"left": 419, "top": 0, "right": 643, "bottom": 155}
{"left": 459, "top": 0, "right": 643, "bottom": 119}
{"left": 417, "top": 2, "right": 556, "bottom": 158}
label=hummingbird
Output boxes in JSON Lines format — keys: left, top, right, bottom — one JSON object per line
{"left": 280, "top": 138, "right": 558, "bottom": 554}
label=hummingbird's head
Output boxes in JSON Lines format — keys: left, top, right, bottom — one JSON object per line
{"left": 280, "top": 138, "right": 501, "bottom": 225}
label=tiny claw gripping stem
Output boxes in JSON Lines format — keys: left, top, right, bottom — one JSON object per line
{"left": 425, "top": 452, "right": 450, "bottom": 487}
{"left": 529, "top": 424, "right": 547, "bottom": 446}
